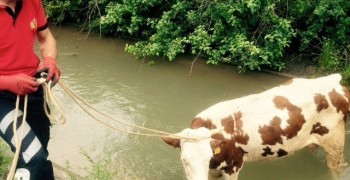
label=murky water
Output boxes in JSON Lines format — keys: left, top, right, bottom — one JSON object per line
{"left": 48, "top": 26, "right": 350, "bottom": 179}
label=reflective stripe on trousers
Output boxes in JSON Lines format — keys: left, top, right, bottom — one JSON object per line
{"left": 0, "top": 90, "right": 54, "bottom": 180}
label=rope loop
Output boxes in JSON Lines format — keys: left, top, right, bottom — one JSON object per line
{"left": 42, "top": 81, "right": 66, "bottom": 124}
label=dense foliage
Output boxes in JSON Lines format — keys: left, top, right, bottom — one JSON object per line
{"left": 43, "top": 0, "right": 350, "bottom": 74}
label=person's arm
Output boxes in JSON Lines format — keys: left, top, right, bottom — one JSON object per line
{"left": 37, "top": 28, "right": 60, "bottom": 84}
{"left": 37, "top": 28, "right": 57, "bottom": 59}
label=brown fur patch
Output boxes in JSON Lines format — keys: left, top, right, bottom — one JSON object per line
{"left": 233, "top": 112, "right": 249, "bottom": 145}
{"left": 209, "top": 140, "right": 247, "bottom": 175}
{"left": 191, "top": 117, "right": 217, "bottom": 129}
{"left": 234, "top": 134, "right": 249, "bottom": 145}
{"left": 221, "top": 116, "right": 235, "bottom": 134}
{"left": 218, "top": 113, "right": 249, "bottom": 145}
{"left": 259, "top": 116, "right": 285, "bottom": 145}
{"left": 314, "top": 93, "right": 329, "bottom": 113}
{"left": 329, "top": 89, "right": 349, "bottom": 122}
{"left": 209, "top": 112, "right": 249, "bottom": 175}
{"left": 192, "top": 115, "right": 248, "bottom": 174}
{"left": 211, "top": 133, "right": 225, "bottom": 140}
{"left": 234, "top": 112, "right": 244, "bottom": 130}
{"left": 191, "top": 117, "right": 226, "bottom": 143}
{"left": 273, "top": 96, "right": 306, "bottom": 139}
{"left": 310, "top": 122, "right": 329, "bottom": 136}
{"left": 274, "top": 96, "right": 289, "bottom": 109}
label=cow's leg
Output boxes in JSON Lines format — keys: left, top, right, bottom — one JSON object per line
{"left": 319, "top": 121, "right": 346, "bottom": 172}
{"left": 208, "top": 169, "right": 221, "bottom": 180}
{"left": 207, "top": 168, "right": 240, "bottom": 180}
{"left": 222, "top": 171, "right": 240, "bottom": 180}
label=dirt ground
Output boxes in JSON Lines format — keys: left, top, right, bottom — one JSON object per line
{"left": 53, "top": 162, "right": 84, "bottom": 180}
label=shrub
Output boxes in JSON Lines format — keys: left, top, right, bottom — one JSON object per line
{"left": 43, "top": 0, "right": 350, "bottom": 73}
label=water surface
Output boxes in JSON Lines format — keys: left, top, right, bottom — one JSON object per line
{"left": 48, "top": 26, "right": 350, "bottom": 180}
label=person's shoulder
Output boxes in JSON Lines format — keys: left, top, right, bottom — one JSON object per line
{"left": 26, "top": 0, "right": 43, "bottom": 7}
{"left": 26, "top": 0, "right": 44, "bottom": 11}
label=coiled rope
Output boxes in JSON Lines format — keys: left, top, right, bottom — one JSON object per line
{"left": 7, "top": 79, "right": 66, "bottom": 180}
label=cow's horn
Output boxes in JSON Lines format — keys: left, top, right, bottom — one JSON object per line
{"left": 211, "top": 127, "right": 224, "bottom": 135}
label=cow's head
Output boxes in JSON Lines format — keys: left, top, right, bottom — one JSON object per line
{"left": 162, "top": 127, "right": 223, "bottom": 180}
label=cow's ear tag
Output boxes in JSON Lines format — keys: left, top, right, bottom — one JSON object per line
{"left": 214, "top": 147, "right": 221, "bottom": 155}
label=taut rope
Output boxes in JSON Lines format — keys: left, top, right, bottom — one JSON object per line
{"left": 58, "top": 81, "right": 197, "bottom": 140}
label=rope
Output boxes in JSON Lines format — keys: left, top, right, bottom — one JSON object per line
{"left": 42, "top": 81, "right": 66, "bottom": 124}
{"left": 58, "top": 81, "right": 198, "bottom": 141}
{"left": 6, "top": 96, "right": 27, "bottom": 180}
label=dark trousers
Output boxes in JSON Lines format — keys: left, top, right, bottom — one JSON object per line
{"left": 0, "top": 88, "right": 54, "bottom": 180}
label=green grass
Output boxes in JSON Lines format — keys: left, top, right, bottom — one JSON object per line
{"left": 0, "top": 140, "right": 11, "bottom": 179}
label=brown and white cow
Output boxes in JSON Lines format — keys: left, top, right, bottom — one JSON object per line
{"left": 163, "top": 74, "right": 349, "bottom": 180}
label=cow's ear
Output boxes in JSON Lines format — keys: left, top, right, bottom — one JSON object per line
{"left": 162, "top": 137, "right": 181, "bottom": 148}
{"left": 210, "top": 139, "right": 225, "bottom": 152}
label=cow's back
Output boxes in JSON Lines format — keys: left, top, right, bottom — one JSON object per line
{"left": 192, "top": 74, "right": 349, "bottom": 161}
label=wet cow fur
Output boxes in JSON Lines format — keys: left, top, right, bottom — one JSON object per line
{"left": 163, "top": 74, "right": 349, "bottom": 180}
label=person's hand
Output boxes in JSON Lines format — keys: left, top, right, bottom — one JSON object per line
{"left": 37, "top": 56, "right": 61, "bottom": 85}
{"left": 0, "top": 74, "right": 40, "bottom": 95}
